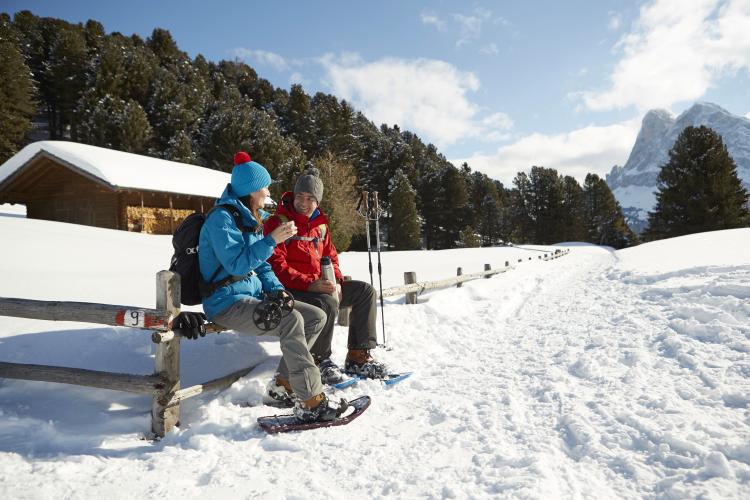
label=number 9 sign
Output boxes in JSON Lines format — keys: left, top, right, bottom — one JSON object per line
{"left": 122, "top": 309, "right": 145, "bottom": 328}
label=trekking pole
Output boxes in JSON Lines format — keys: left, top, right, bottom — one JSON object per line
{"left": 356, "top": 191, "right": 374, "bottom": 287}
{"left": 372, "top": 191, "right": 387, "bottom": 349}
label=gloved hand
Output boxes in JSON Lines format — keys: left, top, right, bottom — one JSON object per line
{"left": 171, "top": 311, "right": 207, "bottom": 339}
{"left": 267, "top": 289, "right": 293, "bottom": 302}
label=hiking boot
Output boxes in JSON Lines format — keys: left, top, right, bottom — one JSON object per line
{"left": 262, "top": 376, "right": 294, "bottom": 407}
{"left": 344, "top": 349, "right": 387, "bottom": 379}
{"left": 317, "top": 357, "right": 349, "bottom": 385}
{"left": 293, "top": 393, "right": 349, "bottom": 423}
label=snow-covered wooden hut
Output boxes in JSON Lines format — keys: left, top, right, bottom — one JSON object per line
{"left": 0, "top": 141, "right": 232, "bottom": 234}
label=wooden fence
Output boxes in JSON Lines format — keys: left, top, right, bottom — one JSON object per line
{"left": 0, "top": 248, "right": 569, "bottom": 437}
{"left": 0, "top": 271, "right": 254, "bottom": 438}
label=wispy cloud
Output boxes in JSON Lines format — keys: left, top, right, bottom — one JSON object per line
{"left": 423, "top": 7, "right": 509, "bottom": 53}
{"left": 232, "top": 48, "right": 292, "bottom": 71}
{"left": 577, "top": 0, "right": 750, "bottom": 112}
{"left": 319, "top": 53, "right": 512, "bottom": 147}
{"left": 608, "top": 13, "right": 622, "bottom": 30}
{"left": 421, "top": 12, "right": 446, "bottom": 31}
{"left": 453, "top": 7, "right": 492, "bottom": 46}
{"left": 480, "top": 43, "right": 499, "bottom": 55}
{"left": 289, "top": 72, "right": 310, "bottom": 86}
{"left": 454, "top": 119, "right": 641, "bottom": 185}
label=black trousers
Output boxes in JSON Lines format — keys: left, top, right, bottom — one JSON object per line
{"left": 289, "top": 280, "right": 377, "bottom": 360}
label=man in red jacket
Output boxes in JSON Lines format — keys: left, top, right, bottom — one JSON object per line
{"left": 264, "top": 167, "right": 386, "bottom": 388}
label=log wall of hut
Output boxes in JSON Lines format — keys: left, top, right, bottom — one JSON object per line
{"left": 3, "top": 157, "right": 121, "bottom": 229}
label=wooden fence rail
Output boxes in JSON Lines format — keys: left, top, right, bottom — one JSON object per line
{"left": 0, "top": 297, "right": 170, "bottom": 331}
{"left": 0, "top": 248, "right": 570, "bottom": 437}
{"left": 380, "top": 248, "right": 570, "bottom": 305}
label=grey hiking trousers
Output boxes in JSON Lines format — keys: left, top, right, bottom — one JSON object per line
{"left": 212, "top": 297, "right": 326, "bottom": 401}
{"left": 290, "top": 280, "right": 378, "bottom": 361}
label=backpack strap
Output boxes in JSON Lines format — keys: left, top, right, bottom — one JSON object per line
{"left": 200, "top": 204, "right": 256, "bottom": 298}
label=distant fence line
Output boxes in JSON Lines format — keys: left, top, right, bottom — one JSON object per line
{"left": 0, "top": 248, "right": 570, "bottom": 438}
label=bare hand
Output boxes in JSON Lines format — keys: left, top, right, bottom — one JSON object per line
{"left": 270, "top": 221, "right": 296, "bottom": 244}
{"left": 309, "top": 279, "right": 336, "bottom": 294}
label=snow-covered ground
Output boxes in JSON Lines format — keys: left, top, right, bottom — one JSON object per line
{"left": 1, "top": 217, "right": 748, "bottom": 499}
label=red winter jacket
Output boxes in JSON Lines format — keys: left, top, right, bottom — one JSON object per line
{"left": 263, "top": 192, "right": 344, "bottom": 291}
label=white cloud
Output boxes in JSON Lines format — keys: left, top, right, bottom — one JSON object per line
{"left": 421, "top": 12, "right": 446, "bottom": 31}
{"left": 453, "top": 7, "right": 492, "bottom": 46}
{"left": 745, "top": 111, "right": 750, "bottom": 119}
{"left": 578, "top": 0, "right": 750, "bottom": 111}
{"left": 480, "top": 43, "right": 499, "bottom": 55}
{"left": 232, "top": 48, "right": 291, "bottom": 71}
{"left": 454, "top": 119, "right": 641, "bottom": 186}
{"left": 319, "top": 54, "right": 512, "bottom": 146}
{"left": 289, "top": 72, "right": 309, "bottom": 86}
{"left": 608, "top": 13, "right": 622, "bottom": 30}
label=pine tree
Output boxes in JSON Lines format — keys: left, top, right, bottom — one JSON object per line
{"left": 478, "top": 193, "right": 501, "bottom": 245}
{"left": 644, "top": 125, "right": 749, "bottom": 240}
{"left": 583, "top": 173, "right": 636, "bottom": 248}
{"left": 45, "top": 21, "right": 88, "bottom": 139}
{"left": 529, "top": 166, "right": 566, "bottom": 244}
{"left": 117, "top": 99, "right": 152, "bottom": 153}
{"left": 389, "top": 170, "right": 421, "bottom": 250}
{"left": 510, "top": 173, "right": 534, "bottom": 243}
{"left": 164, "top": 130, "right": 196, "bottom": 164}
{"left": 146, "top": 28, "right": 185, "bottom": 66}
{"left": 278, "top": 84, "right": 313, "bottom": 153}
{"left": 511, "top": 168, "right": 562, "bottom": 244}
{"left": 459, "top": 226, "right": 482, "bottom": 248}
{"left": 74, "top": 93, "right": 151, "bottom": 153}
{"left": 0, "top": 14, "right": 36, "bottom": 162}
{"left": 428, "top": 164, "right": 468, "bottom": 249}
{"left": 560, "top": 175, "right": 586, "bottom": 241}
{"left": 198, "top": 97, "right": 302, "bottom": 189}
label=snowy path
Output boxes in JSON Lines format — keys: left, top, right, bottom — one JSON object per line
{"left": 386, "top": 245, "right": 750, "bottom": 499}
{"left": 173, "top": 245, "right": 746, "bottom": 499}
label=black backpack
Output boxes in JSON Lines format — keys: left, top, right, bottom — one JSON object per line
{"left": 169, "top": 204, "right": 245, "bottom": 305}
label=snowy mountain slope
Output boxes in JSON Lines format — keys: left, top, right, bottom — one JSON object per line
{"left": 606, "top": 102, "right": 750, "bottom": 233}
{"left": 1, "top": 218, "right": 749, "bottom": 499}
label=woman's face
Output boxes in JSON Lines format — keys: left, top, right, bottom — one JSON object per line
{"left": 247, "top": 186, "right": 270, "bottom": 210}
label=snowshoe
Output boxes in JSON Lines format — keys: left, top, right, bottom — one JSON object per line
{"left": 258, "top": 396, "right": 371, "bottom": 434}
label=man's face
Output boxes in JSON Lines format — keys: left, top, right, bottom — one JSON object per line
{"left": 293, "top": 192, "right": 318, "bottom": 217}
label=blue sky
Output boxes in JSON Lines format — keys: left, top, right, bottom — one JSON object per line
{"left": 5, "top": 0, "right": 750, "bottom": 184}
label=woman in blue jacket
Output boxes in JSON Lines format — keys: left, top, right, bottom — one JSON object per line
{"left": 199, "top": 151, "right": 347, "bottom": 422}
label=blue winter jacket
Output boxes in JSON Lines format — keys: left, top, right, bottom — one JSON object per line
{"left": 199, "top": 184, "right": 283, "bottom": 320}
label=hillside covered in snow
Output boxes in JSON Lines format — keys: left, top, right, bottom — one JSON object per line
{"left": 0, "top": 214, "right": 749, "bottom": 499}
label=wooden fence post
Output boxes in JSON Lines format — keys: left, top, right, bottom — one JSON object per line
{"left": 152, "top": 270, "right": 181, "bottom": 438}
{"left": 404, "top": 272, "right": 418, "bottom": 304}
{"left": 505, "top": 261, "right": 509, "bottom": 267}
{"left": 484, "top": 263, "right": 491, "bottom": 278}
{"left": 456, "top": 267, "right": 463, "bottom": 288}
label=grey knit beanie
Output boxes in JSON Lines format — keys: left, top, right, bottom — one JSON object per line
{"left": 294, "top": 167, "right": 324, "bottom": 203}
